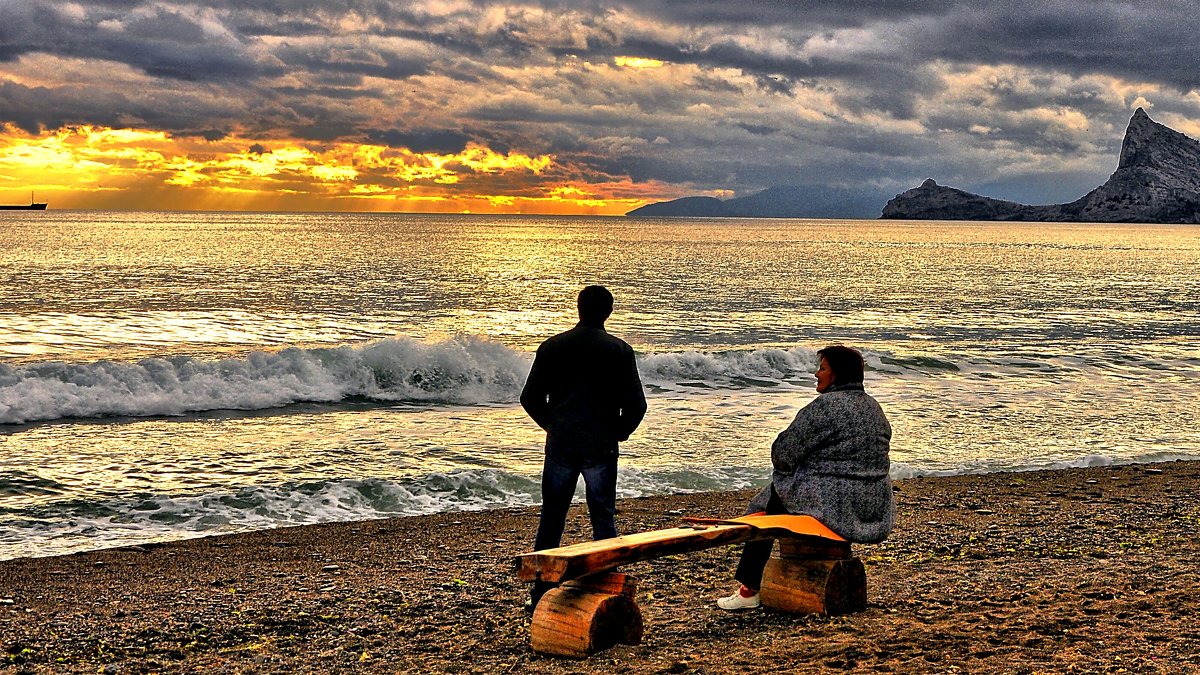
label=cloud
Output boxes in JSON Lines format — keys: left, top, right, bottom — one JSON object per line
{"left": 366, "top": 128, "right": 472, "bottom": 154}
{"left": 0, "top": 2, "right": 268, "bottom": 81}
{"left": 0, "top": 1, "right": 1198, "bottom": 211}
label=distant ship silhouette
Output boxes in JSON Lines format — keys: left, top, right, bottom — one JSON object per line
{"left": 1, "top": 192, "right": 47, "bottom": 210}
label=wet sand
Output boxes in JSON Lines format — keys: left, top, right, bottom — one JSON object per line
{"left": 2, "top": 461, "right": 1198, "bottom": 674}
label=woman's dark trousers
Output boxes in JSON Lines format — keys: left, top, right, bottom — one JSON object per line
{"left": 735, "top": 485, "right": 787, "bottom": 590}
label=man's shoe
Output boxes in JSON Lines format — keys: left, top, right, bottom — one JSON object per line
{"left": 528, "top": 580, "right": 558, "bottom": 613}
{"left": 716, "top": 589, "right": 761, "bottom": 610}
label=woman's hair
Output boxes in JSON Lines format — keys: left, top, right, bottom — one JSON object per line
{"left": 818, "top": 345, "right": 865, "bottom": 385}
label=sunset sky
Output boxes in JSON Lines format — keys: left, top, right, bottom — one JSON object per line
{"left": 1, "top": 1, "right": 1199, "bottom": 214}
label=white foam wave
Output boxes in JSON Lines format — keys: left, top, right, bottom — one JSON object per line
{"left": 889, "top": 450, "right": 1200, "bottom": 479}
{"left": 6, "top": 337, "right": 1162, "bottom": 425}
{"left": 0, "top": 466, "right": 769, "bottom": 560}
{"left": 638, "top": 346, "right": 819, "bottom": 386}
{"left": 0, "top": 341, "right": 832, "bottom": 424}
{"left": 0, "top": 470, "right": 544, "bottom": 560}
{"left": 0, "top": 336, "right": 531, "bottom": 424}
{"left": 3, "top": 453, "right": 1197, "bottom": 560}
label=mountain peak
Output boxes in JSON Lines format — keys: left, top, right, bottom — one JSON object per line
{"left": 883, "top": 108, "right": 1200, "bottom": 223}
{"left": 1118, "top": 107, "right": 1195, "bottom": 170}
{"left": 1126, "top": 107, "right": 1157, "bottom": 135}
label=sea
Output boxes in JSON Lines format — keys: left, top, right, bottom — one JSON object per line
{"left": 1, "top": 211, "right": 1197, "bottom": 561}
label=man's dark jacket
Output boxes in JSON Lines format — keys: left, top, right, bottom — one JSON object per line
{"left": 520, "top": 322, "right": 647, "bottom": 457}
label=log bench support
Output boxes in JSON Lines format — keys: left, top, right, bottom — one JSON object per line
{"left": 529, "top": 572, "right": 644, "bottom": 658}
{"left": 518, "top": 515, "right": 868, "bottom": 658}
{"left": 760, "top": 538, "right": 867, "bottom": 615}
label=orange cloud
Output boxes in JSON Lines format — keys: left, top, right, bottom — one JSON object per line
{"left": 0, "top": 124, "right": 661, "bottom": 214}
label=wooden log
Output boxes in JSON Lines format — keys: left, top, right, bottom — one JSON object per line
{"left": 529, "top": 574, "right": 643, "bottom": 658}
{"left": 515, "top": 523, "right": 753, "bottom": 583}
{"left": 759, "top": 557, "right": 867, "bottom": 615}
{"left": 562, "top": 571, "right": 637, "bottom": 597}
{"left": 777, "top": 537, "right": 852, "bottom": 560}
{"left": 515, "top": 514, "right": 846, "bottom": 584}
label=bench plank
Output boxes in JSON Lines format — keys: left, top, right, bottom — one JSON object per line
{"left": 515, "top": 523, "right": 750, "bottom": 582}
{"left": 514, "top": 514, "right": 846, "bottom": 583}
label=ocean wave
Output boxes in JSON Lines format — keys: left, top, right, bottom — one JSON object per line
{"left": 638, "top": 346, "right": 818, "bottom": 384}
{"left": 0, "top": 470, "right": 67, "bottom": 498}
{"left": 875, "top": 354, "right": 961, "bottom": 373}
{"left": 6, "top": 336, "right": 1141, "bottom": 425}
{"left": 3, "top": 452, "right": 1197, "bottom": 560}
{"left": 0, "top": 340, "right": 830, "bottom": 424}
{"left": 0, "top": 466, "right": 769, "bottom": 560}
{"left": 0, "top": 336, "right": 530, "bottom": 424}
{"left": 888, "top": 450, "right": 1200, "bottom": 479}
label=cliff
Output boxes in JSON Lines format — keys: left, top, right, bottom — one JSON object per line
{"left": 881, "top": 109, "right": 1200, "bottom": 223}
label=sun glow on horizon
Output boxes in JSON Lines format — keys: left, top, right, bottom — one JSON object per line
{"left": 0, "top": 124, "right": 660, "bottom": 214}
{"left": 614, "top": 56, "right": 666, "bottom": 70}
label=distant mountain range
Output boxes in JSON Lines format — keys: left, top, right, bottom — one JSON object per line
{"left": 882, "top": 109, "right": 1200, "bottom": 223}
{"left": 628, "top": 108, "right": 1200, "bottom": 223}
{"left": 625, "top": 185, "right": 889, "bottom": 219}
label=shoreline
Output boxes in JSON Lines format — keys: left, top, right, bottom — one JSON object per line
{"left": 10, "top": 452, "right": 1200, "bottom": 564}
{"left": 2, "top": 461, "right": 1198, "bottom": 673}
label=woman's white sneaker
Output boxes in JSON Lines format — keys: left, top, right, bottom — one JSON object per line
{"left": 716, "top": 590, "right": 761, "bottom": 610}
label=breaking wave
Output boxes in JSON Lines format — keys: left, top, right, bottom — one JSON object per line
{"left": 7, "top": 335, "right": 1161, "bottom": 425}
{"left": 0, "top": 339, "right": 831, "bottom": 424}
{"left": 0, "top": 336, "right": 529, "bottom": 424}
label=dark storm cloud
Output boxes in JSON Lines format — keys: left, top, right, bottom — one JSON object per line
{"left": 0, "top": 2, "right": 267, "bottom": 81}
{"left": 551, "top": 32, "right": 945, "bottom": 116}
{"left": 599, "top": 2, "right": 1200, "bottom": 95}
{"left": 556, "top": 36, "right": 863, "bottom": 81}
{"left": 237, "top": 20, "right": 332, "bottom": 38}
{"left": 9, "top": 2, "right": 1199, "bottom": 91}
{"left": 272, "top": 84, "right": 387, "bottom": 100}
{"left": 0, "top": 81, "right": 87, "bottom": 134}
{"left": 909, "top": 2, "right": 1200, "bottom": 91}
{"left": 2, "top": 1, "right": 1199, "bottom": 207}
{"left": 737, "top": 123, "right": 779, "bottom": 137}
{"left": 366, "top": 128, "right": 472, "bottom": 154}
{"left": 172, "top": 128, "right": 229, "bottom": 141}
{"left": 513, "top": 0, "right": 956, "bottom": 27}
{"left": 0, "top": 79, "right": 242, "bottom": 135}
{"left": 290, "top": 121, "right": 361, "bottom": 142}
{"left": 271, "top": 42, "right": 430, "bottom": 81}
{"left": 383, "top": 28, "right": 488, "bottom": 58}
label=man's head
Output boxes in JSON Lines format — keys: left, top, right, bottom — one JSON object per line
{"left": 577, "top": 285, "right": 614, "bottom": 326}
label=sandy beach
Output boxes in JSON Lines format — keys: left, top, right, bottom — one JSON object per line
{"left": 2, "top": 461, "right": 1198, "bottom": 674}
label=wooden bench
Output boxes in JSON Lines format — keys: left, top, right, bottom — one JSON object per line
{"left": 513, "top": 514, "right": 867, "bottom": 657}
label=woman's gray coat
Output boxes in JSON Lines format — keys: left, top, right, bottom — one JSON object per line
{"left": 747, "top": 382, "right": 895, "bottom": 543}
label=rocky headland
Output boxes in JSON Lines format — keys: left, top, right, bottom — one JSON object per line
{"left": 882, "top": 109, "right": 1200, "bottom": 223}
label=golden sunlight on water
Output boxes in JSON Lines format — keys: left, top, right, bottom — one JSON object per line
{"left": 1, "top": 211, "right": 1198, "bottom": 558}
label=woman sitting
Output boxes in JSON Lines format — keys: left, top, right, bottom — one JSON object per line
{"left": 718, "top": 344, "right": 894, "bottom": 610}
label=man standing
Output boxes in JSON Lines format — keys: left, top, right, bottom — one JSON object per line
{"left": 520, "top": 285, "right": 647, "bottom": 607}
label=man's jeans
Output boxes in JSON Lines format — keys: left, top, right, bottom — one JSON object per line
{"left": 535, "top": 450, "right": 618, "bottom": 548}
{"left": 530, "top": 450, "right": 618, "bottom": 606}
